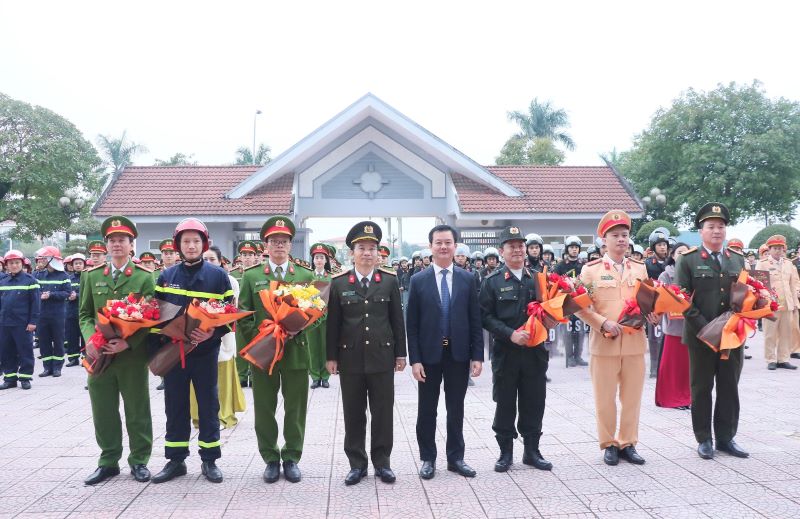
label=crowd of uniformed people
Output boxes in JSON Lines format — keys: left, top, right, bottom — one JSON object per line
{"left": 1, "top": 202, "right": 798, "bottom": 487}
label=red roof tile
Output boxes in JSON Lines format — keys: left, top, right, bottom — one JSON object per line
{"left": 94, "top": 166, "right": 294, "bottom": 216}
{"left": 453, "top": 166, "right": 642, "bottom": 214}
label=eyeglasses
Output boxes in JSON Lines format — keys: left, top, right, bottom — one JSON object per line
{"left": 268, "top": 239, "right": 290, "bottom": 246}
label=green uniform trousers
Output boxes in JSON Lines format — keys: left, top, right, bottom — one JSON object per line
{"left": 87, "top": 345, "right": 152, "bottom": 468}
{"left": 252, "top": 363, "right": 309, "bottom": 463}
{"left": 688, "top": 344, "right": 743, "bottom": 443}
{"left": 306, "top": 322, "right": 330, "bottom": 382}
{"left": 235, "top": 329, "right": 250, "bottom": 382}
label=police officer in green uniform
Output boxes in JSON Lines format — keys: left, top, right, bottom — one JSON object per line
{"left": 307, "top": 243, "right": 332, "bottom": 389}
{"left": 79, "top": 216, "right": 156, "bottom": 485}
{"left": 139, "top": 251, "right": 157, "bottom": 274}
{"left": 238, "top": 216, "right": 315, "bottom": 484}
{"left": 675, "top": 202, "right": 749, "bottom": 460}
{"left": 326, "top": 221, "right": 407, "bottom": 486}
{"left": 233, "top": 240, "right": 259, "bottom": 386}
{"left": 480, "top": 225, "right": 552, "bottom": 472}
{"left": 87, "top": 240, "right": 108, "bottom": 268}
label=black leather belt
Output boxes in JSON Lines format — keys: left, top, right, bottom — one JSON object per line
{"left": 442, "top": 337, "right": 449, "bottom": 348}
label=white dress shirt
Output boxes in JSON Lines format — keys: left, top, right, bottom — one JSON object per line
{"left": 507, "top": 267, "right": 523, "bottom": 280}
{"left": 432, "top": 263, "right": 454, "bottom": 299}
{"left": 355, "top": 269, "right": 374, "bottom": 286}
{"left": 269, "top": 259, "right": 290, "bottom": 277}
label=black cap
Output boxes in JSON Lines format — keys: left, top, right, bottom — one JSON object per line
{"left": 346, "top": 221, "right": 382, "bottom": 249}
{"left": 694, "top": 202, "right": 730, "bottom": 228}
{"left": 499, "top": 225, "right": 525, "bottom": 246}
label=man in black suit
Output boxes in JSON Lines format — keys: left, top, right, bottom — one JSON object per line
{"left": 326, "top": 221, "right": 407, "bottom": 486}
{"left": 407, "top": 225, "right": 484, "bottom": 480}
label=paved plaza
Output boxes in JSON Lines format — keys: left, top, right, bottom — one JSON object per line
{"left": 1, "top": 331, "right": 799, "bottom": 518}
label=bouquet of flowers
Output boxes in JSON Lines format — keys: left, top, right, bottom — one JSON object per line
{"left": 83, "top": 294, "right": 174, "bottom": 376}
{"left": 606, "top": 280, "right": 659, "bottom": 337}
{"left": 651, "top": 280, "right": 692, "bottom": 318}
{"left": 516, "top": 269, "right": 592, "bottom": 347}
{"left": 240, "top": 281, "right": 330, "bottom": 374}
{"left": 149, "top": 298, "right": 254, "bottom": 376}
{"left": 697, "top": 271, "right": 777, "bottom": 359}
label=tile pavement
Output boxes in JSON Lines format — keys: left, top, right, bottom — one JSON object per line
{"left": 0, "top": 331, "right": 798, "bottom": 518}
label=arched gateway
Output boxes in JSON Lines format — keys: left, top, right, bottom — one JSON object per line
{"left": 94, "top": 94, "right": 642, "bottom": 260}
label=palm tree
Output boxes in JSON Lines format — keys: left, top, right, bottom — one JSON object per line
{"left": 235, "top": 143, "right": 272, "bottom": 166}
{"left": 507, "top": 98, "right": 575, "bottom": 151}
{"left": 96, "top": 131, "right": 148, "bottom": 175}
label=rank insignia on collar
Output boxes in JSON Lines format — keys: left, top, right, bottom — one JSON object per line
{"left": 374, "top": 271, "right": 382, "bottom": 283}
{"left": 124, "top": 267, "right": 132, "bottom": 277}
{"left": 263, "top": 266, "right": 270, "bottom": 274}
{"left": 349, "top": 274, "right": 356, "bottom": 284}
{"left": 725, "top": 250, "right": 730, "bottom": 258}
{"left": 700, "top": 250, "right": 709, "bottom": 259}
{"left": 103, "top": 266, "right": 110, "bottom": 276}
{"left": 504, "top": 271, "right": 510, "bottom": 280}
{"left": 604, "top": 261, "right": 610, "bottom": 270}
{"left": 288, "top": 264, "right": 294, "bottom": 274}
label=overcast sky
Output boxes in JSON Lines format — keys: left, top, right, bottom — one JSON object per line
{"left": 3, "top": 1, "right": 799, "bottom": 245}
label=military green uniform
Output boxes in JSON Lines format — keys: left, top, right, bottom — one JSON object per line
{"left": 307, "top": 270, "right": 331, "bottom": 383}
{"left": 233, "top": 242, "right": 259, "bottom": 385}
{"left": 675, "top": 203, "right": 746, "bottom": 445}
{"left": 80, "top": 258, "right": 155, "bottom": 469}
{"left": 239, "top": 260, "right": 314, "bottom": 463}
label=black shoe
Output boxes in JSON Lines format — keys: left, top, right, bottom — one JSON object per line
{"left": 768, "top": 362, "right": 778, "bottom": 370}
{"left": 447, "top": 460, "right": 477, "bottom": 477}
{"left": 419, "top": 460, "right": 435, "bottom": 479}
{"left": 66, "top": 359, "right": 79, "bottom": 367}
{"left": 345, "top": 468, "right": 367, "bottom": 486}
{"left": 545, "top": 376, "right": 551, "bottom": 383}
{"left": 620, "top": 446, "right": 645, "bottom": 465}
{"left": 603, "top": 446, "right": 619, "bottom": 466}
{"left": 283, "top": 461, "right": 301, "bottom": 483}
{"left": 320, "top": 379, "right": 330, "bottom": 388}
{"left": 20, "top": 380, "right": 31, "bottom": 390}
{"left": 375, "top": 466, "right": 396, "bottom": 483}
{"left": 745, "top": 355, "right": 752, "bottom": 360}
{"left": 467, "top": 378, "right": 475, "bottom": 387}
{"left": 574, "top": 357, "right": 588, "bottom": 366}
{"left": 777, "top": 362, "right": 798, "bottom": 370}
{"left": 156, "top": 379, "right": 165, "bottom": 390}
{"left": 201, "top": 461, "right": 223, "bottom": 483}
{"left": 130, "top": 464, "right": 151, "bottom": 482}
{"left": 310, "top": 380, "right": 321, "bottom": 389}
{"left": 84, "top": 466, "right": 120, "bottom": 485}
{"left": 52, "top": 370, "right": 61, "bottom": 377}
{"left": 567, "top": 358, "right": 577, "bottom": 368}
{"left": 494, "top": 442, "right": 513, "bottom": 472}
{"left": 38, "top": 369, "right": 52, "bottom": 377}
{"left": 263, "top": 461, "right": 280, "bottom": 483}
{"left": 151, "top": 460, "right": 187, "bottom": 483}
{"left": 697, "top": 439, "right": 714, "bottom": 460}
{"left": 716, "top": 439, "right": 749, "bottom": 458}
{"left": 649, "top": 371, "right": 657, "bottom": 379}
{"left": 791, "top": 353, "right": 800, "bottom": 359}
{"left": 0, "top": 380, "right": 17, "bottom": 390}
{"left": 239, "top": 378, "right": 248, "bottom": 388}
{"left": 522, "top": 448, "right": 553, "bottom": 471}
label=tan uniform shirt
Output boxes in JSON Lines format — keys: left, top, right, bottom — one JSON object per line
{"left": 755, "top": 256, "right": 800, "bottom": 311}
{"left": 577, "top": 254, "right": 648, "bottom": 357}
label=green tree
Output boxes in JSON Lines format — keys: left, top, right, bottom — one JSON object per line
{"left": 62, "top": 238, "right": 88, "bottom": 256}
{"left": 507, "top": 98, "right": 575, "bottom": 150}
{"left": 96, "top": 131, "right": 147, "bottom": 176}
{"left": 0, "top": 93, "right": 103, "bottom": 240}
{"left": 495, "top": 136, "right": 565, "bottom": 166}
{"left": 749, "top": 224, "right": 800, "bottom": 250}
{"left": 618, "top": 81, "right": 800, "bottom": 226}
{"left": 634, "top": 219, "right": 680, "bottom": 246}
{"left": 154, "top": 152, "right": 197, "bottom": 166}
{"left": 67, "top": 216, "right": 102, "bottom": 237}
{"left": 235, "top": 144, "right": 272, "bottom": 165}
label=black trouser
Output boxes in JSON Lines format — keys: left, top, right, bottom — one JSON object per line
{"left": 491, "top": 343, "right": 548, "bottom": 447}
{"left": 647, "top": 323, "right": 663, "bottom": 375}
{"left": 64, "top": 312, "right": 83, "bottom": 362}
{"left": 340, "top": 370, "right": 394, "bottom": 470}
{"left": 416, "top": 347, "right": 470, "bottom": 463}
{"left": 38, "top": 316, "right": 65, "bottom": 371}
{"left": 688, "top": 344, "right": 743, "bottom": 443}
{"left": 164, "top": 347, "right": 221, "bottom": 461}
{"left": 0, "top": 326, "right": 35, "bottom": 381}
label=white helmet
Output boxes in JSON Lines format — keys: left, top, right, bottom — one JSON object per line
{"left": 565, "top": 236, "right": 582, "bottom": 248}
{"left": 483, "top": 247, "right": 500, "bottom": 260}
{"left": 455, "top": 243, "right": 471, "bottom": 257}
{"left": 471, "top": 251, "right": 483, "bottom": 260}
{"left": 594, "top": 237, "right": 604, "bottom": 248}
{"left": 71, "top": 253, "right": 87, "bottom": 262}
{"left": 420, "top": 248, "right": 432, "bottom": 258}
{"left": 578, "top": 251, "right": 588, "bottom": 260}
{"left": 411, "top": 250, "right": 421, "bottom": 259}
{"left": 525, "top": 233, "right": 543, "bottom": 247}
{"left": 543, "top": 244, "right": 555, "bottom": 255}
{"left": 633, "top": 244, "right": 645, "bottom": 255}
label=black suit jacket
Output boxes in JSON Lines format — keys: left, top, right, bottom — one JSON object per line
{"left": 406, "top": 265, "right": 484, "bottom": 365}
{"left": 326, "top": 268, "right": 407, "bottom": 374}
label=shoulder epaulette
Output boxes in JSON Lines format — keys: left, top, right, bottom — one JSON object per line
{"left": 485, "top": 268, "right": 502, "bottom": 279}
{"left": 683, "top": 246, "right": 698, "bottom": 255}
{"left": 85, "top": 264, "right": 105, "bottom": 272}
{"left": 628, "top": 257, "right": 645, "bottom": 265}
{"left": 378, "top": 267, "right": 396, "bottom": 276}
{"left": 291, "top": 256, "right": 312, "bottom": 270}
{"left": 332, "top": 268, "right": 351, "bottom": 279}
{"left": 585, "top": 258, "right": 602, "bottom": 267}
{"left": 727, "top": 247, "right": 744, "bottom": 256}
{"left": 244, "top": 263, "right": 261, "bottom": 271}
{"left": 135, "top": 264, "right": 152, "bottom": 272}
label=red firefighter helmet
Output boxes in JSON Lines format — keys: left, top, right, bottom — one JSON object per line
{"left": 173, "top": 218, "right": 210, "bottom": 252}
{"left": 4, "top": 250, "right": 26, "bottom": 262}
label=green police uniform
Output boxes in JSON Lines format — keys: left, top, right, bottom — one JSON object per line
{"left": 234, "top": 241, "right": 259, "bottom": 384}
{"left": 326, "top": 222, "right": 407, "bottom": 472}
{"left": 675, "top": 203, "right": 746, "bottom": 446}
{"left": 307, "top": 243, "right": 332, "bottom": 386}
{"left": 238, "top": 217, "right": 315, "bottom": 465}
{"left": 79, "top": 216, "right": 155, "bottom": 470}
